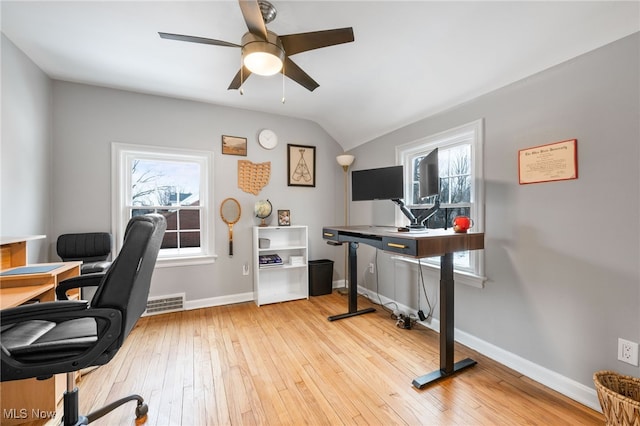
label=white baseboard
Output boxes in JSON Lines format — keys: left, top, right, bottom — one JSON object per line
{"left": 356, "top": 286, "right": 601, "bottom": 412}
{"left": 184, "top": 292, "right": 255, "bottom": 311}
{"left": 456, "top": 328, "right": 601, "bottom": 411}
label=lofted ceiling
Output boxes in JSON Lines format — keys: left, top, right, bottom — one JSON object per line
{"left": 1, "top": 1, "right": 638, "bottom": 150}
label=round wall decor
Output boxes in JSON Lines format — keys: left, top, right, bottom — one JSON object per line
{"left": 258, "top": 129, "right": 278, "bottom": 149}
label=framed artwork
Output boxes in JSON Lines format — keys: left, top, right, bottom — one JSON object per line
{"left": 278, "top": 210, "right": 291, "bottom": 226}
{"left": 287, "top": 144, "right": 316, "bottom": 187}
{"left": 222, "top": 135, "right": 247, "bottom": 156}
{"left": 518, "top": 139, "right": 577, "bottom": 185}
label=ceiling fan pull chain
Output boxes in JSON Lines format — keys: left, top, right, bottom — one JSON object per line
{"left": 281, "top": 62, "right": 286, "bottom": 104}
{"left": 240, "top": 54, "right": 244, "bottom": 95}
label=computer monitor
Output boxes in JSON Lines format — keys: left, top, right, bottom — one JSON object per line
{"left": 418, "top": 148, "right": 439, "bottom": 200}
{"left": 392, "top": 148, "right": 440, "bottom": 231}
{"left": 351, "top": 165, "right": 403, "bottom": 201}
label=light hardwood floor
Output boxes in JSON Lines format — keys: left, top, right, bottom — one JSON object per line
{"left": 70, "top": 292, "right": 602, "bottom": 425}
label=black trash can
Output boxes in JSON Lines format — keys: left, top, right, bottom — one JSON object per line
{"left": 308, "top": 259, "right": 334, "bottom": 296}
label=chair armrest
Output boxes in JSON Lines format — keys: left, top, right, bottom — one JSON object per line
{"left": 1, "top": 300, "right": 89, "bottom": 324}
{"left": 56, "top": 273, "right": 104, "bottom": 300}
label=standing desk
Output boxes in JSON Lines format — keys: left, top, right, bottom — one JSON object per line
{"left": 322, "top": 225, "right": 484, "bottom": 388}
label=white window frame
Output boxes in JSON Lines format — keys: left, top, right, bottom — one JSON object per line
{"left": 395, "top": 119, "right": 486, "bottom": 288}
{"left": 111, "top": 142, "right": 216, "bottom": 267}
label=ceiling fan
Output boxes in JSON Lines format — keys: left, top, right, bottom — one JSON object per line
{"left": 159, "top": 0, "right": 354, "bottom": 92}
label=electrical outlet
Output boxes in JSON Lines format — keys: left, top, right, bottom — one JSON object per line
{"left": 242, "top": 263, "right": 250, "bottom": 276}
{"left": 617, "top": 338, "right": 639, "bottom": 366}
{"left": 368, "top": 263, "right": 375, "bottom": 274}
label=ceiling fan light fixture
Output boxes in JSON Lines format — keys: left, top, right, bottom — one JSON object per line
{"left": 244, "top": 50, "right": 282, "bottom": 76}
{"left": 241, "top": 32, "right": 285, "bottom": 76}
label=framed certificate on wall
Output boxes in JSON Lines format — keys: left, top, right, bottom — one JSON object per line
{"left": 518, "top": 139, "right": 577, "bottom": 185}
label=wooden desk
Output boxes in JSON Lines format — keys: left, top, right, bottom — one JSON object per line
{"left": 1, "top": 260, "right": 81, "bottom": 425}
{"left": 1, "top": 236, "right": 45, "bottom": 270}
{"left": 0, "top": 262, "right": 81, "bottom": 293}
{"left": 0, "top": 284, "right": 55, "bottom": 309}
{"left": 322, "top": 225, "right": 485, "bottom": 388}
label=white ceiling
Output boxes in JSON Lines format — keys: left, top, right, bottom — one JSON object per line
{"left": 2, "top": 1, "right": 638, "bottom": 150}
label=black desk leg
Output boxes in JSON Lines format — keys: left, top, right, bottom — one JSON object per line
{"left": 412, "top": 252, "right": 476, "bottom": 388}
{"left": 328, "top": 241, "right": 376, "bottom": 321}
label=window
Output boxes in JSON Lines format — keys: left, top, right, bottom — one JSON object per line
{"left": 396, "top": 119, "right": 485, "bottom": 286}
{"left": 112, "top": 143, "right": 215, "bottom": 265}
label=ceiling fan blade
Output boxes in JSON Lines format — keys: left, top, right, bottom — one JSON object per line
{"left": 279, "top": 28, "right": 354, "bottom": 56}
{"left": 283, "top": 57, "right": 319, "bottom": 92}
{"left": 238, "top": 0, "right": 268, "bottom": 40}
{"left": 228, "top": 66, "right": 254, "bottom": 90}
{"left": 159, "top": 32, "right": 241, "bottom": 48}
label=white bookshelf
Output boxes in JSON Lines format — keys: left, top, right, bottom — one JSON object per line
{"left": 253, "top": 226, "right": 308, "bottom": 306}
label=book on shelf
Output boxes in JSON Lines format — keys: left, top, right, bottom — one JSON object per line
{"left": 259, "top": 254, "right": 283, "bottom": 267}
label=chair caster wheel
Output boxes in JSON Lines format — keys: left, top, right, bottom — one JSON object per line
{"left": 135, "top": 403, "right": 148, "bottom": 424}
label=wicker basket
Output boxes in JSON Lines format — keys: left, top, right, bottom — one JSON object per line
{"left": 594, "top": 370, "right": 640, "bottom": 426}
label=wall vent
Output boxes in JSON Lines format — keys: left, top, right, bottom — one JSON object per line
{"left": 144, "top": 293, "right": 185, "bottom": 316}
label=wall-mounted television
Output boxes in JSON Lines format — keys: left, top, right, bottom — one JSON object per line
{"left": 351, "top": 165, "right": 403, "bottom": 201}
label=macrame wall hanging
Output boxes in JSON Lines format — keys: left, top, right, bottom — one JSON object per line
{"left": 238, "top": 160, "right": 271, "bottom": 195}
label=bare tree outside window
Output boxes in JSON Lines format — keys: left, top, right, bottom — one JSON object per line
{"left": 411, "top": 144, "right": 473, "bottom": 268}
{"left": 129, "top": 159, "right": 202, "bottom": 251}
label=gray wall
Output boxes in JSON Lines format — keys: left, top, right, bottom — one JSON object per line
{"left": 1, "top": 34, "right": 348, "bottom": 304}
{"left": 349, "top": 33, "right": 640, "bottom": 392}
{"left": 1, "top": 34, "right": 52, "bottom": 263}
{"left": 50, "top": 81, "right": 347, "bottom": 303}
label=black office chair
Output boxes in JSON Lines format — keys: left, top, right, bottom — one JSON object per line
{"left": 57, "top": 232, "right": 113, "bottom": 274}
{"left": 1, "top": 214, "right": 166, "bottom": 425}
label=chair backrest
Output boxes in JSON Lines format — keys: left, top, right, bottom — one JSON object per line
{"left": 91, "top": 214, "right": 166, "bottom": 343}
{"left": 57, "top": 232, "right": 112, "bottom": 262}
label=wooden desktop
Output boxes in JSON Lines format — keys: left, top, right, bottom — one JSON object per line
{"left": 1, "top": 235, "right": 45, "bottom": 270}
{"left": 1, "top": 237, "right": 82, "bottom": 425}
{"left": 322, "top": 225, "right": 484, "bottom": 388}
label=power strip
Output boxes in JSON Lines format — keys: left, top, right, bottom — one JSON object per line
{"left": 395, "top": 314, "right": 413, "bottom": 330}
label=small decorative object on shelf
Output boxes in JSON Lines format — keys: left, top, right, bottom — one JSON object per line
{"left": 278, "top": 209, "right": 290, "bottom": 226}
{"left": 254, "top": 199, "right": 272, "bottom": 226}
{"left": 289, "top": 256, "right": 304, "bottom": 266}
{"left": 452, "top": 216, "right": 474, "bottom": 233}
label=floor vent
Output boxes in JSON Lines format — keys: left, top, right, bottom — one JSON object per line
{"left": 144, "top": 294, "right": 185, "bottom": 316}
